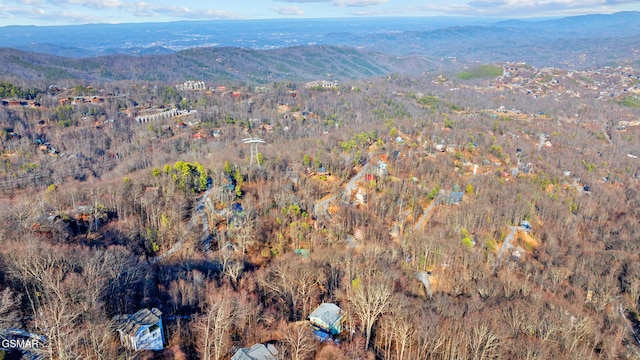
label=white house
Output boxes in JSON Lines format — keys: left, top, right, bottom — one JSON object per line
{"left": 113, "top": 308, "right": 165, "bottom": 351}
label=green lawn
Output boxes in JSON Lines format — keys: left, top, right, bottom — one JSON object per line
{"left": 620, "top": 95, "right": 640, "bottom": 108}
{"left": 457, "top": 65, "right": 503, "bottom": 80}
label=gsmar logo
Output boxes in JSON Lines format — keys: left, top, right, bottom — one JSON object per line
{"left": 1, "top": 337, "right": 45, "bottom": 349}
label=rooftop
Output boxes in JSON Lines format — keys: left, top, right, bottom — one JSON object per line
{"left": 309, "top": 303, "right": 343, "bottom": 328}
{"left": 231, "top": 343, "right": 278, "bottom": 360}
{"left": 113, "top": 308, "right": 162, "bottom": 335}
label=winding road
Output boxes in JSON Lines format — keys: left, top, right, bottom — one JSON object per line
{"left": 414, "top": 195, "right": 443, "bottom": 230}
{"left": 313, "top": 163, "right": 373, "bottom": 218}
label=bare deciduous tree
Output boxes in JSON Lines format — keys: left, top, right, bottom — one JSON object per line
{"left": 234, "top": 221, "right": 256, "bottom": 254}
{"left": 0, "top": 288, "right": 20, "bottom": 329}
{"left": 224, "top": 260, "right": 244, "bottom": 289}
{"left": 280, "top": 324, "right": 316, "bottom": 360}
{"left": 258, "top": 257, "right": 324, "bottom": 321}
{"left": 348, "top": 276, "right": 392, "bottom": 350}
{"left": 7, "top": 242, "right": 83, "bottom": 360}
{"left": 195, "top": 285, "right": 236, "bottom": 360}
{"left": 468, "top": 322, "right": 501, "bottom": 360}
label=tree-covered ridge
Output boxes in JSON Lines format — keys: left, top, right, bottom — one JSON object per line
{"left": 0, "top": 46, "right": 405, "bottom": 83}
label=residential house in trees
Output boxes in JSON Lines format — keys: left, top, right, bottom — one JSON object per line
{"left": 231, "top": 343, "right": 278, "bottom": 360}
{"left": 441, "top": 184, "right": 463, "bottom": 205}
{"left": 447, "top": 191, "right": 464, "bottom": 205}
{"left": 113, "top": 308, "right": 165, "bottom": 351}
{"left": 308, "top": 303, "right": 345, "bottom": 340}
{"left": 377, "top": 160, "right": 389, "bottom": 178}
{"left": 1, "top": 98, "right": 22, "bottom": 107}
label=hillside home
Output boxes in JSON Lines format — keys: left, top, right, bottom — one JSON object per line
{"left": 1, "top": 98, "right": 22, "bottom": 107}
{"left": 445, "top": 185, "right": 464, "bottom": 205}
{"left": 377, "top": 161, "right": 388, "bottom": 178}
{"left": 176, "top": 80, "right": 206, "bottom": 91}
{"left": 363, "top": 173, "right": 376, "bottom": 182}
{"left": 113, "top": 308, "right": 165, "bottom": 351}
{"left": 309, "top": 303, "right": 345, "bottom": 339}
{"left": 231, "top": 343, "right": 278, "bottom": 360}
{"left": 74, "top": 205, "right": 94, "bottom": 222}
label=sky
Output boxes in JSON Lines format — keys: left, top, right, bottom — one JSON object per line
{"left": 0, "top": 0, "right": 638, "bottom": 26}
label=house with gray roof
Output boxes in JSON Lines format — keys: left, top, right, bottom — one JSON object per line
{"left": 308, "top": 303, "right": 345, "bottom": 336}
{"left": 231, "top": 343, "right": 278, "bottom": 360}
{"left": 113, "top": 308, "right": 164, "bottom": 351}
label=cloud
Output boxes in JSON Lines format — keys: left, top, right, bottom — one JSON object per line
{"left": 276, "top": 0, "right": 388, "bottom": 7}
{"left": 17, "top": 0, "right": 44, "bottom": 5}
{"left": 349, "top": 9, "right": 395, "bottom": 15}
{"left": 56, "top": 9, "right": 106, "bottom": 22}
{"left": 272, "top": 5, "right": 305, "bottom": 15}
{"left": 4, "top": 0, "right": 245, "bottom": 22}
{"left": 467, "top": 0, "right": 506, "bottom": 8}
{"left": 0, "top": 4, "right": 106, "bottom": 24}
{"left": 413, "top": 0, "right": 632, "bottom": 17}
{"left": 48, "top": 0, "right": 126, "bottom": 9}
{"left": 275, "top": 0, "right": 328, "bottom": 2}
{"left": 2, "top": 0, "right": 638, "bottom": 25}
{"left": 128, "top": 4, "right": 244, "bottom": 20}
{"left": 334, "top": 0, "right": 388, "bottom": 6}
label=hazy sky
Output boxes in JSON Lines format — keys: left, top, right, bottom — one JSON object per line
{"left": 0, "top": 0, "right": 638, "bottom": 26}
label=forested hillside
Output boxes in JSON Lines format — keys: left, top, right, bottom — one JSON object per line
{"left": 0, "top": 55, "right": 639, "bottom": 360}
{"left": 0, "top": 46, "right": 440, "bottom": 83}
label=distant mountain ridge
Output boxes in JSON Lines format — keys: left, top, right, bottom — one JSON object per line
{"left": 0, "top": 45, "right": 438, "bottom": 83}
{"left": 1, "top": 12, "right": 638, "bottom": 60}
{"left": 0, "top": 12, "right": 639, "bottom": 83}
{"left": 319, "top": 11, "right": 640, "bottom": 67}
